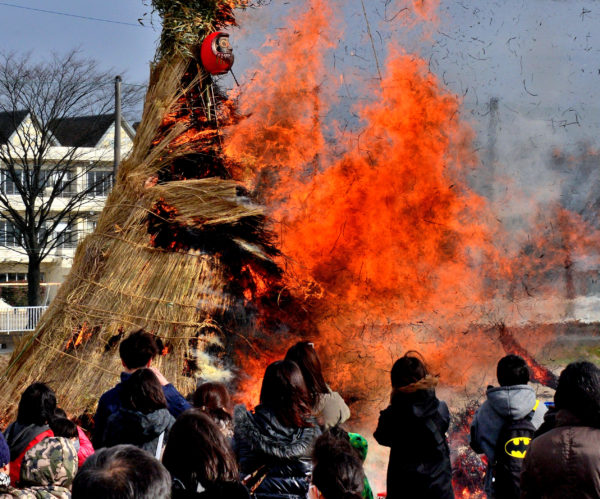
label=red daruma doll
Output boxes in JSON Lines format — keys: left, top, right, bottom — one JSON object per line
{"left": 373, "top": 352, "right": 454, "bottom": 499}
{"left": 200, "top": 32, "right": 234, "bottom": 75}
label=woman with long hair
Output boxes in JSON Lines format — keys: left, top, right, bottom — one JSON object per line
{"left": 233, "top": 360, "right": 321, "bottom": 499}
{"left": 285, "top": 341, "right": 350, "bottom": 429}
{"left": 374, "top": 352, "right": 453, "bottom": 499}
{"left": 102, "top": 368, "right": 174, "bottom": 456}
{"left": 162, "top": 409, "right": 248, "bottom": 498}
{"left": 3, "top": 382, "right": 56, "bottom": 484}
{"left": 191, "top": 382, "right": 233, "bottom": 439}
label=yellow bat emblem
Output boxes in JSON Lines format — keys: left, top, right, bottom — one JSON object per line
{"left": 504, "top": 437, "right": 531, "bottom": 459}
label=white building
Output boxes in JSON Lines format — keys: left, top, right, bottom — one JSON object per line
{"left": 0, "top": 111, "right": 135, "bottom": 304}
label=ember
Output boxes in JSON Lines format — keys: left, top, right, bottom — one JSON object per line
{"left": 450, "top": 402, "right": 486, "bottom": 498}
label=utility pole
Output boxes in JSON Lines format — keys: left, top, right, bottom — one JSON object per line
{"left": 485, "top": 97, "right": 499, "bottom": 203}
{"left": 114, "top": 75, "right": 122, "bottom": 179}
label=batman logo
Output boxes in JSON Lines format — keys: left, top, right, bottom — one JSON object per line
{"left": 504, "top": 437, "right": 531, "bottom": 459}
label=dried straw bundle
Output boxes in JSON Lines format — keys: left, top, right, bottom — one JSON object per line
{"left": 0, "top": 44, "right": 273, "bottom": 420}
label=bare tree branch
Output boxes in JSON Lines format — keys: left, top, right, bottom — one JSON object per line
{"left": 0, "top": 49, "right": 143, "bottom": 305}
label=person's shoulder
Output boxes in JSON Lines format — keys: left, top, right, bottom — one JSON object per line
{"left": 437, "top": 399, "right": 450, "bottom": 417}
{"left": 233, "top": 404, "right": 254, "bottom": 437}
{"left": 98, "top": 382, "right": 122, "bottom": 405}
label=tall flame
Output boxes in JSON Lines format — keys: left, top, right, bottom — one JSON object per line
{"left": 225, "top": 0, "right": 504, "bottom": 410}
{"left": 220, "top": 1, "right": 600, "bottom": 496}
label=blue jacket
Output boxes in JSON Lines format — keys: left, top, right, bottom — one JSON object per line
{"left": 93, "top": 372, "right": 191, "bottom": 448}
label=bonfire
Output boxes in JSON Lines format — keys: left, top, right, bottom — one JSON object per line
{"left": 0, "top": 0, "right": 306, "bottom": 421}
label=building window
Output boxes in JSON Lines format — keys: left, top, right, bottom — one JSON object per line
{"left": 56, "top": 170, "right": 77, "bottom": 197}
{"left": 0, "top": 273, "right": 44, "bottom": 283}
{"left": 1, "top": 169, "right": 26, "bottom": 195}
{"left": 55, "top": 222, "right": 77, "bottom": 249}
{"left": 37, "top": 170, "right": 52, "bottom": 191}
{"left": 0, "top": 220, "right": 22, "bottom": 247}
{"left": 87, "top": 171, "right": 113, "bottom": 197}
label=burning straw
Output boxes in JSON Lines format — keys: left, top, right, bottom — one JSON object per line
{"left": 0, "top": 0, "right": 294, "bottom": 421}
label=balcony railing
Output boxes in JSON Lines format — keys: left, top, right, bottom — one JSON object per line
{"left": 0, "top": 306, "right": 48, "bottom": 333}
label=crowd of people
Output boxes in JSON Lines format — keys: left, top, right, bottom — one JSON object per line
{"left": 1, "top": 329, "right": 599, "bottom": 499}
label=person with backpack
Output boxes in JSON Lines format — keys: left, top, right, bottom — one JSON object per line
{"left": 373, "top": 352, "right": 454, "bottom": 499}
{"left": 470, "top": 354, "right": 547, "bottom": 498}
{"left": 92, "top": 329, "right": 190, "bottom": 448}
{"left": 102, "top": 368, "right": 175, "bottom": 457}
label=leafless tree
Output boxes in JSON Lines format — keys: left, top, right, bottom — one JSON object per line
{"left": 0, "top": 50, "right": 144, "bottom": 306}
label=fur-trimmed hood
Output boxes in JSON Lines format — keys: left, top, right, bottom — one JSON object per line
{"left": 233, "top": 405, "right": 319, "bottom": 460}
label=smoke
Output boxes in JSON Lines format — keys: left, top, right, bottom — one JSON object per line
{"left": 221, "top": 1, "right": 600, "bottom": 492}
{"left": 221, "top": 0, "right": 600, "bottom": 402}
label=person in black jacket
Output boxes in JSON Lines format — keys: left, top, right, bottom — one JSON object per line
{"left": 374, "top": 352, "right": 454, "bottom": 499}
{"left": 233, "top": 360, "right": 321, "bottom": 499}
{"left": 102, "top": 368, "right": 175, "bottom": 456}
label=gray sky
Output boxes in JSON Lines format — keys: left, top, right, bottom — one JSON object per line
{"left": 0, "top": 0, "right": 158, "bottom": 85}
{"left": 0, "top": 0, "right": 598, "bottom": 216}
{"left": 0, "top": 0, "right": 597, "bottom": 138}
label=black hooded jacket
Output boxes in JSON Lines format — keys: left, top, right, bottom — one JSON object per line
{"left": 374, "top": 389, "right": 454, "bottom": 499}
{"left": 102, "top": 407, "right": 174, "bottom": 455}
{"left": 233, "top": 404, "right": 320, "bottom": 499}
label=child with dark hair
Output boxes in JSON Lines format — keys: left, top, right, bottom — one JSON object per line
{"left": 285, "top": 341, "right": 350, "bottom": 429}
{"left": 102, "top": 368, "right": 175, "bottom": 457}
{"left": 162, "top": 409, "right": 249, "bottom": 499}
{"left": 470, "top": 354, "right": 547, "bottom": 498}
{"left": 191, "top": 382, "right": 234, "bottom": 439}
{"left": 3, "top": 382, "right": 56, "bottom": 484}
{"left": 93, "top": 329, "right": 190, "bottom": 448}
{"left": 312, "top": 428, "right": 373, "bottom": 499}
{"left": 311, "top": 436, "right": 364, "bottom": 499}
{"left": 374, "top": 352, "right": 453, "bottom": 499}
{"left": 50, "top": 417, "right": 78, "bottom": 439}
{"left": 521, "top": 361, "right": 600, "bottom": 498}
{"left": 233, "top": 360, "right": 321, "bottom": 499}
{"left": 53, "top": 408, "right": 95, "bottom": 466}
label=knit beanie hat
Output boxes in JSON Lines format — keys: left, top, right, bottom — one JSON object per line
{"left": 0, "top": 431, "right": 9, "bottom": 468}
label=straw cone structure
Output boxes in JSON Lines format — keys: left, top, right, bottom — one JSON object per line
{"left": 0, "top": 0, "right": 279, "bottom": 420}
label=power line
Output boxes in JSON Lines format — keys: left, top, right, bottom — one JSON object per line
{"left": 0, "top": 2, "right": 150, "bottom": 28}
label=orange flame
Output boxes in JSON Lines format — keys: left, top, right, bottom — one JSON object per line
{"left": 225, "top": 0, "right": 501, "bottom": 410}
{"left": 65, "top": 323, "right": 93, "bottom": 351}
{"left": 223, "top": 0, "right": 600, "bottom": 415}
